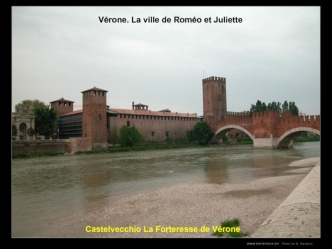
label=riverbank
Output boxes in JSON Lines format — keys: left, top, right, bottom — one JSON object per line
{"left": 11, "top": 138, "right": 320, "bottom": 159}
{"left": 250, "top": 159, "right": 320, "bottom": 238}
{"left": 11, "top": 142, "right": 238, "bottom": 159}
{"left": 35, "top": 157, "right": 320, "bottom": 238}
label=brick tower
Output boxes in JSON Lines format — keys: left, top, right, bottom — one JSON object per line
{"left": 81, "top": 87, "right": 108, "bottom": 149}
{"left": 50, "top": 98, "right": 74, "bottom": 138}
{"left": 50, "top": 98, "right": 74, "bottom": 117}
{"left": 202, "top": 76, "right": 227, "bottom": 125}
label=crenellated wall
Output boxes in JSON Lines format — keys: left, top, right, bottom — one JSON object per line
{"left": 211, "top": 110, "right": 320, "bottom": 148}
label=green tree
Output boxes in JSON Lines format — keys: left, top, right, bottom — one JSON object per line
{"left": 249, "top": 100, "right": 299, "bottom": 116}
{"left": 249, "top": 100, "right": 267, "bottom": 116}
{"left": 12, "top": 125, "right": 18, "bottom": 139}
{"left": 14, "top": 99, "right": 46, "bottom": 113}
{"left": 33, "top": 106, "right": 58, "bottom": 139}
{"left": 289, "top": 101, "right": 299, "bottom": 116}
{"left": 118, "top": 126, "right": 144, "bottom": 146}
{"left": 189, "top": 121, "right": 214, "bottom": 145}
{"left": 27, "top": 127, "right": 36, "bottom": 140}
{"left": 282, "top": 101, "right": 289, "bottom": 113}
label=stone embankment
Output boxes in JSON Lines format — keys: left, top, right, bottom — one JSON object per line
{"left": 250, "top": 158, "right": 320, "bottom": 238}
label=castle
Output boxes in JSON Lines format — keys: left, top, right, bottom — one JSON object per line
{"left": 46, "top": 76, "right": 245, "bottom": 150}
{"left": 13, "top": 76, "right": 252, "bottom": 152}
{"left": 14, "top": 75, "right": 318, "bottom": 152}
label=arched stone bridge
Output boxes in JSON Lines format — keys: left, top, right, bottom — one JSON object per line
{"left": 210, "top": 111, "right": 320, "bottom": 149}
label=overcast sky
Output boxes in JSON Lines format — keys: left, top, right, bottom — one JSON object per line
{"left": 12, "top": 6, "right": 320, "bottom": 116}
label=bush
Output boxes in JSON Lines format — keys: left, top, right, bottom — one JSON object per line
{"left": 212, "top": 218, "right": 248, "bottom": 238}
{"left": 189, "top": 121, "right": 214, "bottom": 145}
{"left": 118, "top": 126, "right": 144, "bottom": 146}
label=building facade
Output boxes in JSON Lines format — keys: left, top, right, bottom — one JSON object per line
{"left": 12, "top": 112, "right": 35, "bottom": 140}
{"left": 14, "top": 76, "right": 248, "bottom": 145}
{"left": 52, "top": 87, "right": 202, "bottom": 145}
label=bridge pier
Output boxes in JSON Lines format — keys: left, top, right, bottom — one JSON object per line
{"left": 253, "top": 137, "right": 293, "bottom": 149}
{"left": 253, "top": 138, "right": 278, "bottom": 149}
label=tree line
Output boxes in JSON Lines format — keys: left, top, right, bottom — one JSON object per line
{"left": 249, "top": 100, "right": 299, "bottom": 117}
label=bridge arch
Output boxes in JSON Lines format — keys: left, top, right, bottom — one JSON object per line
{"left": 278, "top": 127, "right": 320, "bottom": 149}
{"left": 212, "top": 125, "right": 254, "bottom": 143}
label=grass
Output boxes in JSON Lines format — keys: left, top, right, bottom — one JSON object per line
{"left": 12, "top": 142, "right": 203, "bottom": 159}
{"left": 12, "top": 151, "right": 66, "bottom": 159}
{"left": 293, "top": 135, "right": 320, "bottom": 143}
{"left": 74, "top": 142, "right": 202, "bottom": 155}
{"left": 212, "top": 218, "right": 249, "bottom": 238}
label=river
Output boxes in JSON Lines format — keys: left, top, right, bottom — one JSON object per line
{"left": 11, "top": 141, "right": 320, "bottom": 237}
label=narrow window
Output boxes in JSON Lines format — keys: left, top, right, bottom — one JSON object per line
{"left": 127, "top": 121, "right": 130, "bottom": 127}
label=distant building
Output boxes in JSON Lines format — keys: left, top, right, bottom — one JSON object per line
{"left": 12, "top": 112, "right": 35, "bottom": 140}
{"left": 50, "top": 87, "right": 202, "bottom": 146}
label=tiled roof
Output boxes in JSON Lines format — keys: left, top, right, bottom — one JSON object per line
{"left": 50, "top": 97, "right": 75, "bottom": 103}
{"left": 109, "top": 108, "right": 197, "bottom": 117}
{"left": 81, "top": 86, "right": 108, "bottom": 93}
{"left": 59, "top": 108, "right": 198, "bottom": 118}
{"left": 61, "top": 110, "right": 82, "bottom": 116}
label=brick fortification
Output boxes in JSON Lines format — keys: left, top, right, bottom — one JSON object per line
{"left": 108, "top": 106, "right": 200, "bottom": 143}
{"left": 203, "top": 76, "right": 320, "bottom": 148}
{"left": 50, "top": 98, "right": 74, "bottom": 135}
{"left": 81, "top": 87, "right": 108, "bottom": 149}
{"left": 50, "top": 98, "right": 74, "bottom": 117}
{"left": 202, "top": 76, "right": 227, "bottom": 125}
{"left": 46, "top": 75, "right": 320, "bottom": 151}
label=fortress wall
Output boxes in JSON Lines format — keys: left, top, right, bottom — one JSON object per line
{"left": 109, "top": 115, "right": 202, "bottom": 142}
{"left": 68, "top": 137, "right": 91, "bottom": 153}
{"left": 12, "top": 139, "right": 70, "bottom": 154}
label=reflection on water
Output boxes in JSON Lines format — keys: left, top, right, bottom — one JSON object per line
{"left": 12, "top": 142, "right": 320, "bottom": 237}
